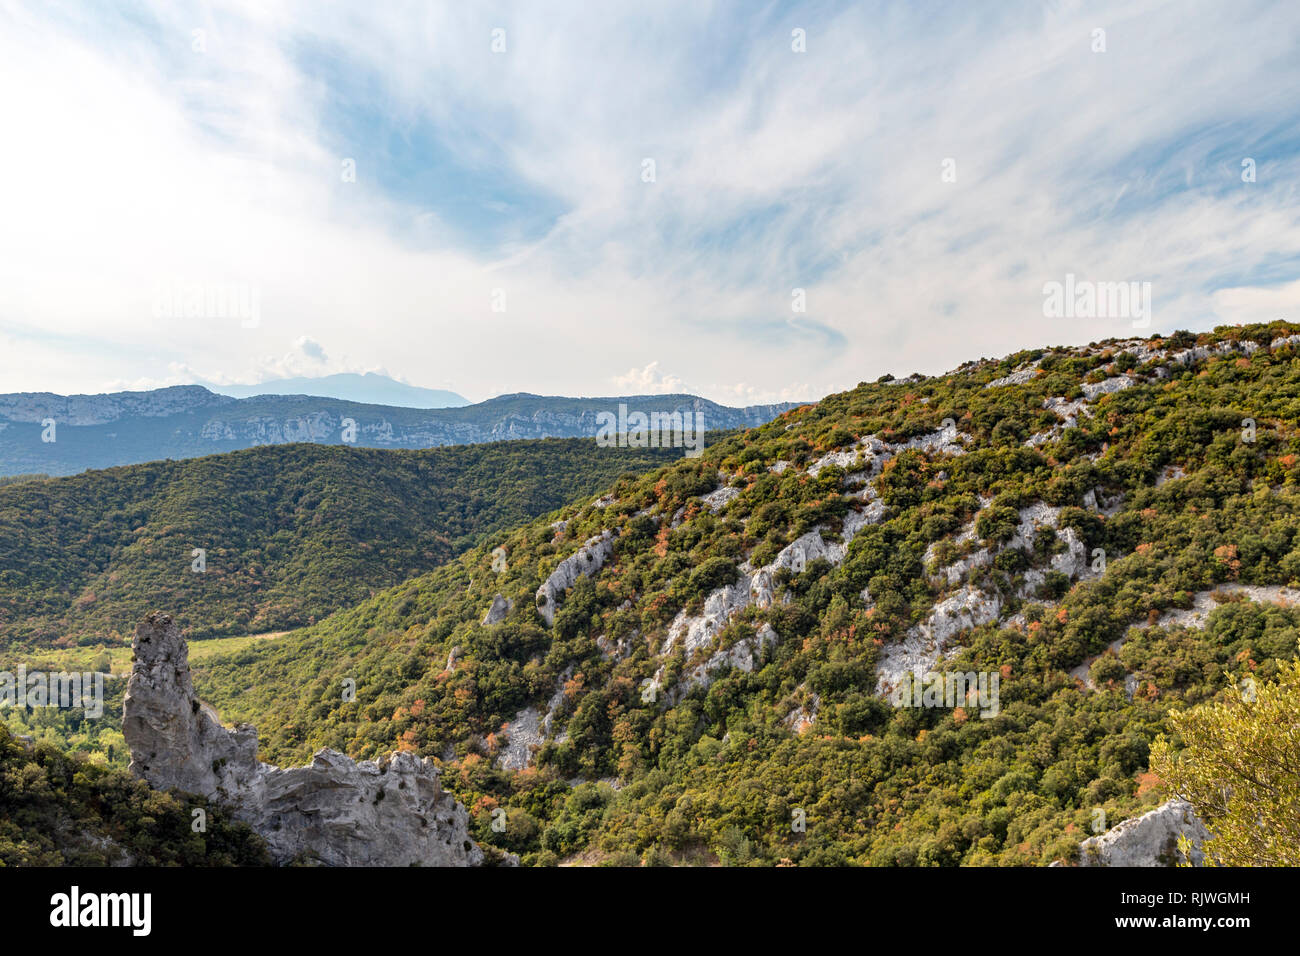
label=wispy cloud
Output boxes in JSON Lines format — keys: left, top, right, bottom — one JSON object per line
{"left": 1, "top": 0, "right": 1298, "bottom": 403}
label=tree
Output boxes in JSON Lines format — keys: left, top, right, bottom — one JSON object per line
{"left": 1149, "top": 654, "right": 1300, "bottom": 866}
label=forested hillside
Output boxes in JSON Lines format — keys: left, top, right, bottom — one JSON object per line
{"left": 186, "top": 322, "right": 1300, "bottom": 866}
{"left": 0, "top": 725, "right": 269, "bottom": 865}
{"left": 0, "top": 438, "right": 683, "bottom": 645}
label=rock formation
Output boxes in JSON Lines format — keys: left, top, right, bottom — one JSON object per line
{"left": 123, "top": 612, "right": 485, "bottom": 867}
{"left": 482, "top": 593, "right": 512, "bottom": 625}
{"left": 1076, "top": 800, "right": 1209, "bottom": 866}
{"left": 535, "top": 530, "right": 616, "bottom": 625}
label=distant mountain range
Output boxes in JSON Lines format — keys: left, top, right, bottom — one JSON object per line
{"left": 0, "top": 386, "right": 804, "bottom": 475}
{"left": 199, "top": 372, "right": 469, "bottom": 408}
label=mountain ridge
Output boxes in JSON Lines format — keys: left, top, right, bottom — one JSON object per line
{"left": 7, "top": 322, "right": 1299, "bottom": 867}
{"left": 0, "top": 386, "right": 803, "bottom": 476}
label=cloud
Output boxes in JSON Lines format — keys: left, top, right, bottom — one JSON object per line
{"left": 1210, "top": 278, "right": 1300, "bottom": 328}
{"left": 2, "top": 0, "right": 1299, "bottom": 406}
{"left": 706, "top": 381, "right": 817, "bottom": 407}
{"left": 609, "top": 362, "right": 813, "bottom": 408}
{"left": 294, "top": 336, "right": 328, "bottom": 364}
{"left": 611, "top": 362, "right": 689, "bottom": 395}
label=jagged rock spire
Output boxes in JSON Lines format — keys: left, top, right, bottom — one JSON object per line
{"left": 123, "top": 612, "right": 487, "bottom": 867}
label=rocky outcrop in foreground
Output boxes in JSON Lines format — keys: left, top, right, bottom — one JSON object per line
{"left": 1076, "top": 800, "right": 1209, "bottom": 866}
{"left": 123, "top": 612, "right": 485, "bottom": 866}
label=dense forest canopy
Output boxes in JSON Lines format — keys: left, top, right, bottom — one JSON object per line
{"left": 0, "top": 438, "right": 684, "bottom": 645}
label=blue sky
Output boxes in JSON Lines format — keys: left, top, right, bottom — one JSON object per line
{"left": 1, "top": 0, "right": 1299, "bottom": 404}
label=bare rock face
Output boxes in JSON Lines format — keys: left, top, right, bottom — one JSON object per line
{"left": 535, "top": 530, "right": 616, "bottom": 625}
{"left": 875, "top": 585, "right": 1001, "bottom": 694}
{"left": 123, "top": 614, "right": 261, "bottom": 800}
{"left": 1078, "top": 800, "right": 1209, "bottom": 867}
{"left": 123, "top": 612, "right": 485, "bottom": 867}
{"left": 482, "top": 593, "right": 512, "bottom": 625}
{"left": 253, "top": 750, "right": 482, "bottom": 867}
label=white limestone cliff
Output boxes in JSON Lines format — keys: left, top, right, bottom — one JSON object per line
{"left": 483, "top": 593, "right": 513, "bottom": 625}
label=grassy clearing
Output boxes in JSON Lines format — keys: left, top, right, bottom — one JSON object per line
{"left": 0, "top": 631, "right": 289, "bottom": 675}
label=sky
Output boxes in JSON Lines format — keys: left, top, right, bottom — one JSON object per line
{"left": 1, "top": 0, "right": 1298, "bottom": 406}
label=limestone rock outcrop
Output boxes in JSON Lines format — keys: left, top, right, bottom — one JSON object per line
{"left": 482, "top": 593, "right": 512, "bottom": 625}
{"left": 123, "top": 612, "right": 485, "bottom": 867}
{"left": 535, "top": 530, "right": 616, "bottom": 625}
{"left": 1077, "top": 800, "right": 1209, "bottom": 867}
{"left": 875, "top": 585, "right": 1002, "bottom": 694}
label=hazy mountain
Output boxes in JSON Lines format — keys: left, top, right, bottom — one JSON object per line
{"left": 0, "top": 386, "right": 803, "bottom": 476}
{"left": 201, "top": 372, "right": 469, "bottom": 408}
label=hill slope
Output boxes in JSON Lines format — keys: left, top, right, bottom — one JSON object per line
{"left": 0, "top": 726, "right": 268, "bottom": 866}
{"left": 0, "top": 438, "right": 684, "bottom": 645}
{"left": 189, "top": 322, "right": 1300, "bottom": 866}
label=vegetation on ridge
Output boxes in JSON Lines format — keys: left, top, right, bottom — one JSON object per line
{"left": 181, "top": 322, "right": 1300, "bottom": 866}
{"left": 0, "top": 438, "right": 682, "bottom": 646}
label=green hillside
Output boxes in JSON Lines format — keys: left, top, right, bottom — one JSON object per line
{"left": 187, "top": 322, "right": 1300, "bottom": 866}
{"left": 0, "top": 725, "right": 269, "bottom": 866}
{"left": 0, "top": 438, "right": 683, "bottom": 646}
